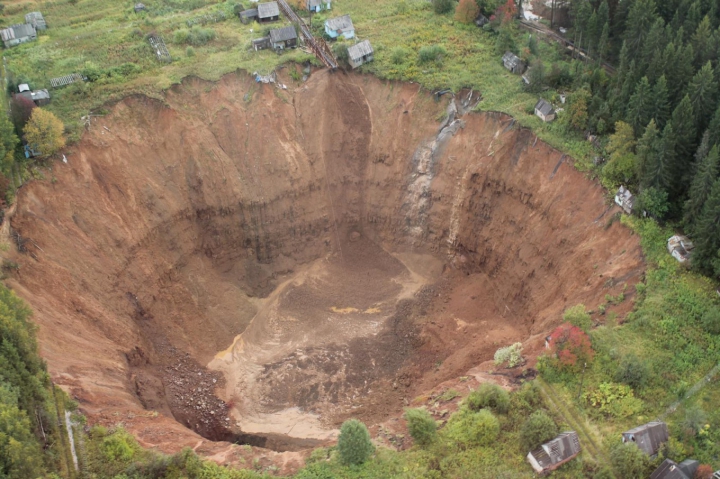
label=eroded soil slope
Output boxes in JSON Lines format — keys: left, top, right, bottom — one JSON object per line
{"left": 6, "top": 70, "right": 643, "bottom": 461}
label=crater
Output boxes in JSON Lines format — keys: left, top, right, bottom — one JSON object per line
{"left": 6, "top": 70, "right": 643, "bottom": 455}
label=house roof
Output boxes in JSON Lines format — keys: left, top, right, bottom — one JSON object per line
{"left": 529, "top": 432, "right": 581, "bottom": 470}
{"left": 348, "top": 40, "right": 373, "bottom": 60}
{"left": 502, "top": 51, "right": 523, "bottom": 68}
{"left": 326, "top": 14, "right": 353, "bottom": 32}
{"left": 269, "top": 25, "right": 297, "bottom": 43}
{"left": 651, "top": 459, "right": 691, "bottom": 479}
{"left": 1, "top": 23, "right": 36, "bottom": 41}
{"left": 622, "top": 421, "right": 669, "bottom": 456}
{"left": 257, "top": 2, "right": 279, "bottom": 18}
{"left": 31, "top": 89, "right": 50, "bottom": 101}
{"left": 18, "top": 84, "right": 30, "bottom": 92}
{"left": 241, "top": 8, "right": 258, "bottom": 17}
{"left": 535, "top": 98, "right": 554, "bottom": 116}
{"left": 307, "top": 0, "right": 324, "bottom": 7}
{"left": 25, "top": 12, "right": 46, "bottom": 28}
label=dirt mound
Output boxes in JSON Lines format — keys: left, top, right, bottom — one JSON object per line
{"left": 5, "top": 70, "right": 643, "bottom": 464}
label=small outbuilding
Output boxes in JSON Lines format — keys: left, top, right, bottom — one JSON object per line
{"left": 24, "top": 143, "right": 41, "bottom": 159}
{"left": 622, "top": 421, "right": 668, "bottom": 457}
{"left": 25, "top": 12, "right": 47, "bottom": 30}
{"left": 667, "top": 235, "right": 694, "bottom": 263}
{"left": 307, "top": 0, "right": 331, "bottom": 12}
{"left": 134, "top": 3, "right": 146, "bottom": 13}
{"left": 348, "top": 40, "right": 373, "bottom": 69}
{"left": 240, "top": 8, "right": 258, "bottom": 24}
{"left": 257, "top": 2, "right": 280, "bottom": 23}
{"left": 325, "top": 14, "right": 354, "bottom": 40}
{"left": 502, "top": 51, "right": 526, "bottom": 74}
{"left": 615, "top": 185, "right": 635, "bottom": 214}
{"left": 527, "top": 431, "right": 581, "bottom": 474}
{"left": 534, "top": 98, "right": 555, "bottom": 122}
{"left": 252, "top": 37, "right": 271, "bottom": 51}
{"left": 18, "top": 84, "right": 30, "bottom": 93}
{"left": 1, "top": 24, "right": 37, "bottom": 48}
{"left": 475, "top": 14, "right": 489, "bottom": 27}
{"left": 17, "top": 89, "right": 51, "bottom": 106}
{"left": 269, "top": 26, "right": 297, "bottom": 50}
{"left": 651, "top": 459, "right": 699, "bottom": 479}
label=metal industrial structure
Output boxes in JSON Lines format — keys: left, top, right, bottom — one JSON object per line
{"left": 276, "top": 0, "right": 337, "bottom": 70}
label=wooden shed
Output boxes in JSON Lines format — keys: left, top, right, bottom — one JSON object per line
{"left": 534, "top": 98, "right": 555, "bottom": 122}
{"left": 325, "top": 14, "right": 354, "bottom": 39}
{"left": 622, "top": 421, "right": 668, "bottom": 457}
{"left": 527, "top": 432, "right": 581, "bottom": 474}
{"left": 269, "top": 26, "right": 297, "bottom": 50}
{"left": 257, "top": 2, "right": 280, "bottom": 23}
{"left": 348, "top": 40, "right": 373, "bottom": 69}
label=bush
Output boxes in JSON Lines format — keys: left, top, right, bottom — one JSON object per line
{"left": 455, "top": 0, "right": 479, "bottom": 23}
{"left": 404, "top": 408, "right": 437, "bottom": 447}
{"left": 466, "top": 383, "right": 510, "bottom": 413}
{"left": 24, "top": 109, "right": 65, "bottom": 159}
{"left": 583, "top": 382, "right": 643, "bottom": 418}
{"left": 700, "top": 308, "right": 720, "bottom": 334}
{"left": 637, "top": 187, "right": 670, "bottom": 220}
{"left": 494, "top": 342, "right": 523, "bottom": 367}
{"left": 520, "top": 411, "right": 558, "bottom": 450}
{"left": 391, "top": 46, "right": 411, "bottom": 65}
{"left": 101, "top": 428, "right": 137, "bottom": 462}
{"left": 614, "top": 354, "right": 649, "bottom": 389}
{"left": 337, "top": 419, "right": 373, "bottom": 466}
{"left": 445, "top": 408, "right": 500, "bottom": 446}
{"left": 186, "top": 46, "right": 195, "bottom": 57}
{"left": 610, "top": 442, "right": 649, "bottom": 479}
{"left": 173, "top": 26, "right": 215, "bottom": 46}
{"left": 332, "top": 43, "right": 349, "bottom": 64}
{"left": 418, "top": 45, "right": 446, "bottom": 64}
{"left": 563, "top": 304, "right": 592, "bottom": 332}
{"left": 548, "top": 323, "right": 594, "bottom": 371}
{"left": 432, "top": 0, "right": 455, "bottom": 14}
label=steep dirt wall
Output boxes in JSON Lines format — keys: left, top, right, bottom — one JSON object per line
{"left": 6, "top": 70, "right": 643, "bottom": 460}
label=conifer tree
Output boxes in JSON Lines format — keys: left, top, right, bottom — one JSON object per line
{"left": 640, "top": 18, "right": 667, "bottom": 78}
{"left": 685, "top": 145, "right": 720, "bottom": 232}
{"left": 626, "top": 77, "right": 654, "bottom": 136}
{"left": 707, "top": 105, "right": 720, "bottom": 149}
{"left": 598, "top": 22, "right": 610, "bottom": 62}
{"left": 623, "top": 0, "right": 658, "bottom": 51}
{"left": 337, "top": 419, "right": 374, "bottom": 465}
{"left": 691, "top": 16, "right": 713, "bottom": 68}
{"left": 642, "top": 122, "right": 677, "bottom": 193}
{"left": 692, "top": 177, "right": 720, "bottom": 277}
{"left": 637, "top": 120, "right": 660, "bottom": 186}
{"left": 685, "top": 62, "right": 718, "bottom": 131}
{"left": 668, "top": 95, "right": 697, "bottom": 177}
{"left": 651, "top": 76, "right": 671, "bottom": 129}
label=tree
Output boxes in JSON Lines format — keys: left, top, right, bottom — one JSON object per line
{"left": 0, "top": 112, "right": 18, "bottom": 175}
{"left": 691, "top": 177, "right": 720, "bottom": 276}
{"left": 610, "top": 442, "right": 650, "bottom": 478}
{"left": 337, "top": 419, "right": 373, "bottom": 465}
{"left": 446, "top": 409, "right": 500, "bottom": 446}
{"left": 563, "top": 304, "right": 592, "bottom": 332}
{"left": 10, "top": 95, "right": 36, "bottom": 134}
{"left": 332, "top": 43, "right": 349, "bottom": 64}
{"left": 608, "top": 121, "right": 636, "bottom": 160}
{"left": 614, "top": 354, "right": 649, "bottom": 389}
{"left": 23, "top": 109, "right": 65, "bottom": 159}
{"left": 685, "top": 62, "right": 718, "bottom": 130}
{"left": 525, "top": 59, "right": 546, "bottom": 93}
{"left": 0, "top": 385, "right": 44, "bottom": 479}
{"left": 636, "top": 119, "right": 660, "bottom": 183}
{"left": 623, "top": 0, "right": 658, "bottom": 52}
{"left": 548, "top": 323, "right": 594, "bottom": 371}
{"left": 565, "top": 89, "right": 591, "bottom": 131}
{"left": 495, "top": 25, "right": 517, "bottom": 55}
{"left": 638, "top": 186, "right": 670, "bottom": 219}
{"left": 651, "top": 75, "right": 670, "bottom": 129}
{"left": 520, "top": 411, "right": 558, "bottom": 450}
{"left": 691, "top": 16, "right": 714, "bottom": 67}
{"left": 684, "top": 145, "right": 720, "bottom": 231}
{"left": 455, "top": 0, "right": 479, "bottom": 23}
{"left": 708, "top": 105, "right": 720, "bottom": 150}
{"left": 404, "top": 408, "right": 437, "bottom": 446}
{"left": 626, "top": 77, "right": 654, "bottom": 136}
{"left": 700, "top": 307, "right": 720, "bottom": 334}
{"left": 432, "top": 0, "right": 454, "bottom": 14}
{"left": 466, "top": 383, "right": 510, "bottom": 413}
{"left": 495, "top": 0, "right": 517, "bottom": 24}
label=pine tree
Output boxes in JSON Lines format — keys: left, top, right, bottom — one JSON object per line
{"left": 598, "top": 22, "right": 610, "bottom": 62}
{"left": 640, "top": 18, "right": 667, "bottom": 78}
{"left": 624, "top": 0, "right": 659, "bottom": 52}
{"left": 651, "top": 75, "right": 671, "bottom": 129}
{"left": 682, "top": 0, "right": 702, "bottom": 41}
{"left": 685, "top": 145, "right": 720, "bottom": 231}
{"left": 337, "top": 419, "right": 374, "bottom": 465}
{"left": 707, "top": 104, "right": 720, "bottom": 149}
{"left": 642, "top": 122, "right": 677, "bottom": 193}
{"left": 668, "top": 95, "right": 698, "bottom": 177}
{"left": 685, "top": 61, "right": 718, "bottom": 131}
{"left": 692, "top": 177, "right": 720, "bottom": 276}
{"left": 691, "top": 16, "right": 714, "bottom": 67}
{"left": 638, "top": 120, "right": 661, "bottom": 186}
{"left": 626, "top": 77, "right": 654, "bottom": 136}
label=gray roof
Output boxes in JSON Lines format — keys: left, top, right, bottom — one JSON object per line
{"left": 535, "top": 98, "right": 554, "bottom": 116}
{"left": 257, "top": 2, "right": 279, "bottom": 18}
{"left": 241, "top": 8, "right": 258, "bottom": 17}
{"left": 502, "top": 51, "right": 522, "bottom": 67}
{"left": 31, "top": 89, "right": 50, "bottom": 101}
{"left": 307, "top": 0, "right": 323, "bottom": 6}
{"left": 270, "top": 25, "right": 297, "bottom": 43}
{"left": 651, "top": 459, "right": 691, "bottom": 479}
{"left": 622, "top": 421, "right": 668, "bottom": 456}
{"left": 348, "top": 40, "right": 373, "bottom": 60}
{"left": 1, "top": 23, "right": 36, "bottom": 41}
{"left": 25, "top": 12, "right": 46, "bottom": 28}
{"left": 529, "top": 432, "right": 581, "bottom": 470}
{"left": 325, "top": 14, "right": 353, "bottom": 32}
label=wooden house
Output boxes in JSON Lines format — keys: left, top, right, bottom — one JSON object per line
{"left": 307, "top": 0, "right": 331, "bottom": 12}
{"left": 348, "top": 40, "right": 373, "bottom": 69}
{"left": 257, "top": 2, "right": 280, "bottom": 23}
{"left": 240, "top": 8, "right": 258, "bottom": 24}
{"left": 502, "top": 51, "right": 526, "bottom": 74}
{"left": 1, "top": 24, "right": 37, "bottom": 48}
{"left": 667, "top": 235, "right": 694, "bottom": 263}
{"left": 134, "top": 3, "right": 146, "bottom": 13}
{"left": 526, "top": 431, "right": 581, "bottom": 474}
{"left": 651, "top": 459, "right": 699, "bottom": 479}
{"left": 252, "top": 37, "right": 271, "bottom": 51}
{"left": 534, "top": 98, "right": 555, "bottom": 122}
{"left": 614, "top": 185, "right": 635, "bottom": 214}
{"left": 18, "top": 89, "right": 51, "bottom": 106}
{"left": 622, "top": 421, "right": 668, "bottom": 457}
{"left": 325, "top": 14, "right": 354, "bottom": 39}
{"left": 269, "top": 26, "right": 297, "bottom": 50}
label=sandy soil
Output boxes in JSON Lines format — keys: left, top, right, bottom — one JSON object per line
{"left": 4, "top": 69, "right": 643, "bottom": 470}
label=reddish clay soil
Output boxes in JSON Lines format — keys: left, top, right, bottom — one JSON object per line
{"left": 4, "top": 69, "right": 643, "bottom": 471}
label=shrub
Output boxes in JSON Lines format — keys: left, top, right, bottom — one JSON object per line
{"left": 391, "top": 46, "right": 411, "bottom": 65}
{"left": 695, "top": 464, "right": 715, "bottom": 479}
{"left": 101, "top": 428, "right": 137, "bottom": 462}
{"left": 637, "top": 187, "right": 670, "bottom": 220}
{"left": 494, "top": 342, "right": 523, "bottom": 367}
{"left": 455, "top": 0, "right": 479, "bottom": 23}
{"left": 610, "top": 442, "right": 649, "bottom": 479}
{"left": 681, "top": 406, "right": 706, "bottom": 436}
{"left": 700, "top": 308, "right": 720, "bottom": 334}
{"left": 24, "top": 109, "right": 66, "bottom": 159}
{"left": 10, "top": 94, "right": 36, "bottom": 133}
{"left": 511, "top": 382, "right": 543, "bottom": 414}
{"left": 583, "top": 382, "right": 643, "bottom": 418}
{"left": 466, "top": 383, "right": 510, "bottom": 413}
{"left": 337, "top": 419, "right": 373, "bottom": 465}
{"left": 174, "top": 26, "right": 215, "bottom": 46}
{"left": 432, "top": 0, "right": 454, "bottom": 14}
{"left": 614, "top": 354, "right": 649, "bottom": 389}
{"left": 186, "top": 46, "right": 195, "bottom": 57}
{"left": 404, "top": 408, "right": 437, "bottom": 447}
{"left": 332, "top": 43, "right": 349, "bottom": 64}
{"left": 418, "top": 45, "right": 446, "bottom": 64}
{"left": 563, "top": 304, "right": 592, "bottom": 332}
{"left": 548, "top": 323, "right": 594, "bottom": 371}
{"left": 445, "top": 408, "right": 500, "bottom": 446}
{"left": 520, "top": 411, "right": 558, "bottom": 450}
